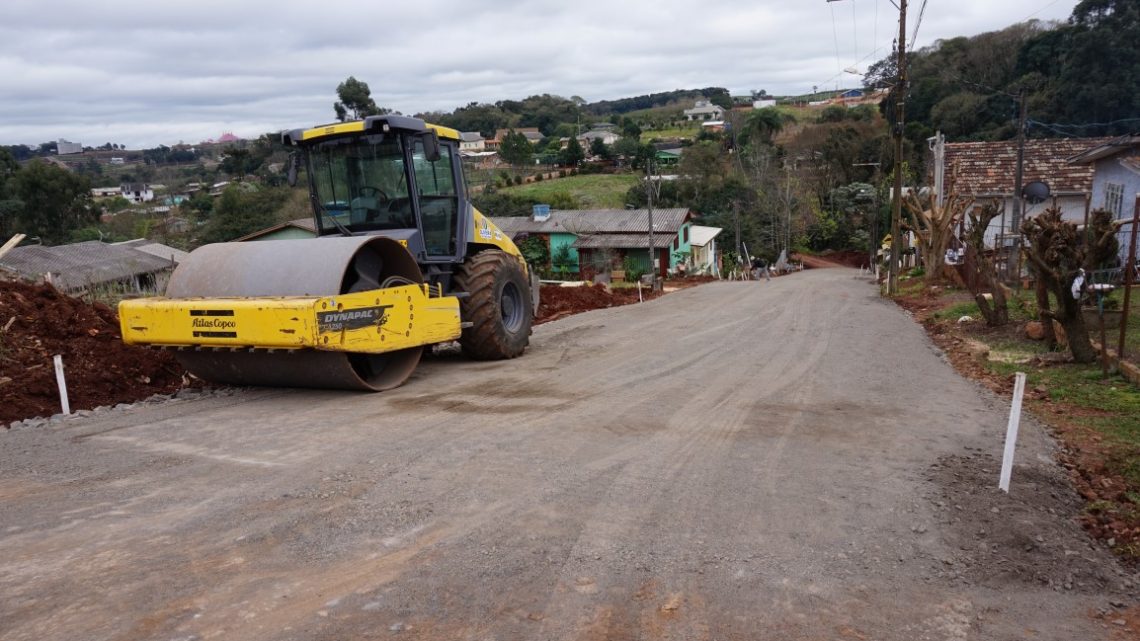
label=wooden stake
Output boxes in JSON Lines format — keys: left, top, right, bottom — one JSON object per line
{"left": 53, "top": 355, "right": 71, "bottom": 416}
{"left": 999, "top": 372, "right": 1027, "bottom": 493}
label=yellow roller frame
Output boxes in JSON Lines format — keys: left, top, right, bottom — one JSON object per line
{"left": 120, "top": 284, "right": 461, "bottom": 353}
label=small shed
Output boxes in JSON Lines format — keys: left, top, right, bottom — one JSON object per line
{"left": 236, "top": 218, "right": 318, "bottom": 241}
{"left": 0, "top": 240, "right": 184, "bottom": 293}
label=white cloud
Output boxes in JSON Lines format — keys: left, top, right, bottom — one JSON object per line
{"left": 0, "top": 0, "right": 1079, "bottom": 148}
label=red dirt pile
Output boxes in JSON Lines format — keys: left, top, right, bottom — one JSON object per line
{"left": 0, "top": 280, "right": 186, "bottom": 424}
{"left": 537, "top": 283, "right": 662, "bottom": 324}
{"left": 796, "top": 250, "right": 868, "bottom": 269}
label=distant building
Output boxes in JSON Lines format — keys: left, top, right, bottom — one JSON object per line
{"left": 236, "top": 217, "right": 318, "bottom": 242}
{"left": 753, "top": 99, "right": 777, "bottom": 109}
{"left": 91, "top": 187, "right": 122, "bottom": 199}
{"left": 486, "top": 128, "right": 543, "bottom": 149}
{"left": 120, "top": 183, "right": 154, "bottom": 203}
{"left": 683, "top": 100, "right": 725, "bottom": 122}
{"left": 56, "top": 139, "right": 83, "bottom": 155}
{"left": 459, "top": 131, "right": 486, "bottom": 152}
{"left": 492, "top": 208, "right": 696, "bottom": 279}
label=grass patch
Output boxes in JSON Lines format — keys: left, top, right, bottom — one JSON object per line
{"left": 500, "top": 174, "right": 639, "bottom": 209}
{"left": 642, "top": 125, "right": 700, "bottom": 141}
{"left": 933, "top": 300, "right": 981, "bottom": 321}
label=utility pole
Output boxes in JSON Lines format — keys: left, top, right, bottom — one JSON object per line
{"left": 1009, "top": 88, "right": 1028, "bottom": 283}
{"left": 887, "top": 0, "right": 908, "bottom": 295}
{"left": 646, "top": 159, "right": 656, "bottom": 286}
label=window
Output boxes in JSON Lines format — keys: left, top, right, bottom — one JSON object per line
{"left": 683, "top": 226, "right": 689, "bottom": 244}
{"left": 309, "top": 135, "right": 409, "bottom": 233}
{"left": 412, "top": 140, "right": 459, "bottom": 256}
{"left": 673, "top": 236, "right": 679, "bottom": 250}
{"left": 1105, "top": 182, "right": 1125, "bottom": 216}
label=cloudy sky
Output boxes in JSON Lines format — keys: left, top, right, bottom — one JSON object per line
{"left": 0, "top": 0, "right": 1078, "bottom": 149}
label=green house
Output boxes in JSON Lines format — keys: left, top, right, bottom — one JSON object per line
{"left": 492, "top": 207, "right": 695, "bottom": 279}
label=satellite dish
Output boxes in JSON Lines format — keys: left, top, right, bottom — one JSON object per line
{"left": 1022, "top": 181, "right": 1050, "bottom": 205}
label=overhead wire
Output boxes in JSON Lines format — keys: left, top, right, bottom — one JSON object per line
{"left": 910, "top": 0, "right": 929, "bottom": 50}
{"left": 830, "top": 1, "right": 844, "bottom": 85}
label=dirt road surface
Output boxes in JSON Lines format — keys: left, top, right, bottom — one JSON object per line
{"left": 1, "top": 269, "right": 1135, "bottom": 640}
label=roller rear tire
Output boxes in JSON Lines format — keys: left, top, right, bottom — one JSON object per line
{"left": 454, "top": 250, "right": 533, "bottom": 360}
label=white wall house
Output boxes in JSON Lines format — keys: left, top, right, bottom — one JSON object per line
{"left": 120, "top": 183, "right": 154, "bottom": 204}
{"left": 683, "top": 100, "right": 724, "bottom": 122}
{"left": 459, "top": 132, "right": 486, "bottom": 152}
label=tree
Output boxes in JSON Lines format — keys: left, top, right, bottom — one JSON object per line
{"left": 589, "top": 137, "right": 611, "bottom": 160}
{"left": 221, "top": 146, "right": 259, "bottom": 179}
{"left": 559, "top": 137, "right": 585, "bottom": 167}
{"left": 1020, "top": 207, "right": 1113, "bottom": 363}
{"left": 903, "top": 190, "right": 969, "bottom": 279}
{"left": 200, "top": 185, "right": 288, "bottom": 243}
{"left": 740, "top": 107, "right": 794, "bottom": 147}
{"left": 333, "top": 76, "right": 390, "bottom": 122}
{"left": 499, "top": 130, "right": 533, "bottom": 167}
{"left": 8, "top": 160, "right": 94, "bottom": 244}
{"left": 0, "top": 148, "right": 22, "bottom": 238}
{"left": 961, "top": 203, "right": 1010, "bottom": 326}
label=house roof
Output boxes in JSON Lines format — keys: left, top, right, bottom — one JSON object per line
{"left": 459, "top": 131, "right": 484, "bottom": 143}
{"left": 235, "top": 217, "right": 316, "bottom": 241}
{"left": 113, "top": 239, "right": 190, "bottom": 264}
{"left": 491, "top": 208, "right": 693, "bottom": 237}
{"left": 1066, "top": 135, "right": 1140, "bottom": 164}
{"left": 943, "top": 137, "right": 1112, "bottom": 196}
{"left": 571, "top": 233, "right": 677, "bottom": 250}
{"left": 0, "top": 240, "right": 178, "bottom": 291}
{"left": 492, "top": 128, "right": 543, "bottom": 142}
{"left": 688, "top": 225, "right": 722, "bottom": 247}
{"left": 581, "top": 130, "right": 618, "bottom": 141}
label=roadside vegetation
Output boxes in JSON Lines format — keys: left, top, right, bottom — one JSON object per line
{"left": 895, "top": 277, "right": 1140, "bottom": 561}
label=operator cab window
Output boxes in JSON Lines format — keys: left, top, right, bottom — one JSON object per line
{"left": 412, "top": 139, "right": 459, "bottom": 257}
{"left": 309, "top": 135, "right": 411, "bottom": 234}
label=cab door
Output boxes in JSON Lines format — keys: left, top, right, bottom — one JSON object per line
{"left": 409, "top": 138, "right": 462, "bottom": 260}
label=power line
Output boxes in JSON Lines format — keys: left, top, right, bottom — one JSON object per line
{"left": 830, "top": 1, "right": 844, "bottom": 83}
{"left": 1028, "top": 117, "right": 1140, "bottom": 136}
{"left": 1020, "top": 0, "right": 1064, "bottom": 23}
{"left": 910, "top": 0, "right": 929, "bottom": 50}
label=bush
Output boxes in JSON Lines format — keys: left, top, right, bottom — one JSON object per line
{"left": 622, "top": 256, "right": 646, "bottom": 283}
{"left": 535, "top": 173, "right": 544, "bottom": 182}
{"left": 570, "top": 168, "right": 579, "bottom": 176}
{"left": 514, "top": 175, "right": 523, "bottom": 185}
{"left": 559, "top": 170, "right": 566, "bottom": 178}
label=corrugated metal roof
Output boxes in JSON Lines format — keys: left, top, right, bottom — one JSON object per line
{"left": 943, "top": 137, "right": 1110, "bottom": 196}
{"left": 491, "top": 208, "right": 692, "bottom": 237}
{"left": 0, "top": 240, "right": 176, "bottom": 291}
{"left": 571, "top": 234, "right": 677, "bottom": 249}
{"left": 688, "top": 225, "right": 722, "bottom": 247}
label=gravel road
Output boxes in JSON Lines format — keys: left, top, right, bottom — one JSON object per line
{"left": 1, "top": 269, "right": 1135, "bottom": 640}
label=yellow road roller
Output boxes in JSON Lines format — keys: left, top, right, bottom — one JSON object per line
{"left": 119, "top": 115, "right": 537, "bottom": 391}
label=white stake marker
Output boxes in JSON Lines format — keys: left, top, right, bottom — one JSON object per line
{"left": 53, "top": 354, "right": 71, "bottom": 416}
{"left": 999, "top": 372, "right": 1027, "bottom": 492}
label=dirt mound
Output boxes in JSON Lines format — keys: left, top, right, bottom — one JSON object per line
{"left": 0, "top": 279, "right": 186, "bottom": 424}
{"left": 926, "top": 452, "right": 1128, "bottom": 595}
{"left": 797, "top": 250, "right": 869, "bottom": 269}
{"left": 537, "top": 283, "right": 662, "bottom": 324}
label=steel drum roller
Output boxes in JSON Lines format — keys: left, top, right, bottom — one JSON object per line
{"left": 167, "top": 236, "right": 423, "bottom": 391}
